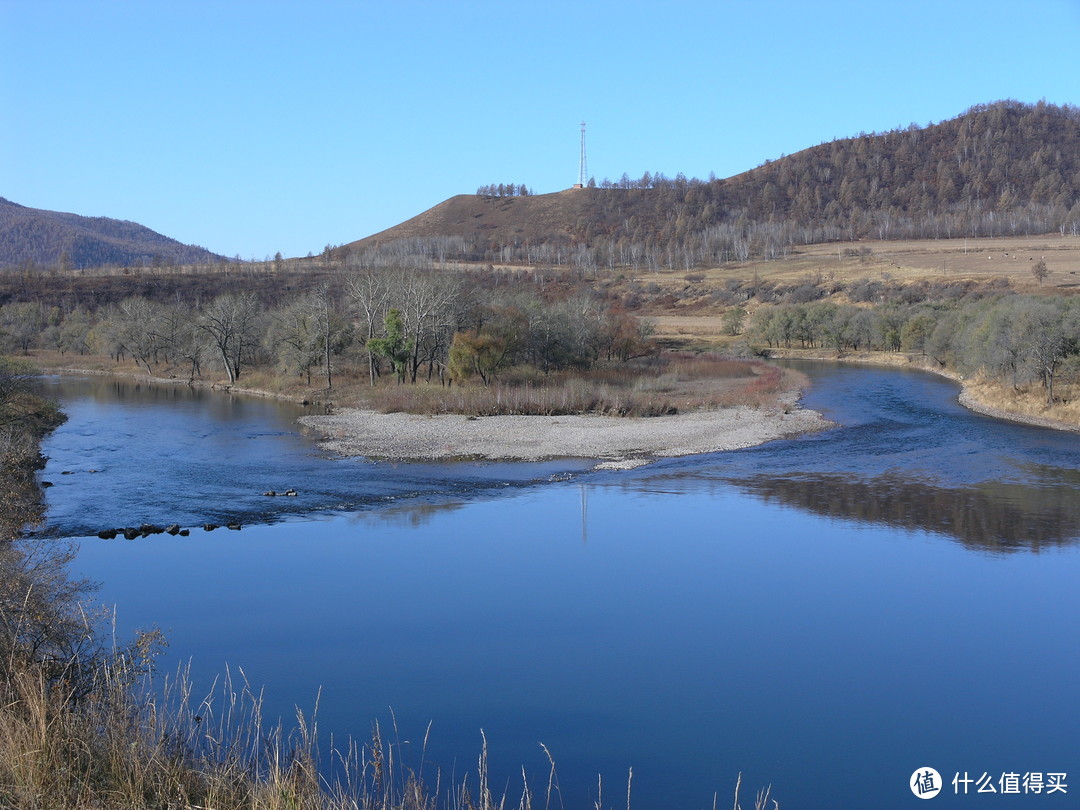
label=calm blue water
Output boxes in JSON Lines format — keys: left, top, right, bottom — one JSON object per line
{"left": 38, "top": 366, "right": 1080, "bottom": 809}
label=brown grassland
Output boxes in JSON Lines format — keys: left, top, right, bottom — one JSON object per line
{"left": 639, "top": 234, "right": 1080, "bottom": 310}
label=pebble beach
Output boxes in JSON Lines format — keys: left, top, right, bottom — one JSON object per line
{"left": 299, "top": 397, "right": 831, "bottom": 468}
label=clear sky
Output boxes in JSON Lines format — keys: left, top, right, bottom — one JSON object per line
{"left": 3, "top": 0, "right": 1079, "bottom": 260}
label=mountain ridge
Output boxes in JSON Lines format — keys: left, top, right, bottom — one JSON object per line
{"left": 0, "top": 197, "right": 225, "bottom": 270}
{"left": 343, "top": 100, "right": 1080, "bottom": 266}
{"left": 5, "top": 100, "right": 1079, "bottom": 271}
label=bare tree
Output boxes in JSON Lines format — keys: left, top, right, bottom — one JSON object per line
{"left": 397, "top": 270, "right": 463, "bottom": 383}
{"left": 112, "top": 297, "right": 164, "bottom": 376}
{"left": 311, "top": 283, "right": 348, "bottom": 390}
{"left": 198, "top": 293, "right": 261, "bottom": 384}
{"left": 270, "top": 297, "right": 323, "bottom": 385}
{"left": 162, "top": 300, "right": 206, "bottom": 382}
{"left": 346, "top": 268, "right": 395, "bottom": 385}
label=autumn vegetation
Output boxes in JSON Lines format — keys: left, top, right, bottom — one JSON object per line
{"left": 0, "top": 254, "right": 807, "bottom": 420}
{"left": 2, "top": 238, "right": 1080, "bottom": 428}
{"left": 2, "top": 101, "right": 1079, "bottom": 426}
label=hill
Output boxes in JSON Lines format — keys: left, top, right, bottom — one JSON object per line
{"left": 0, "top": 197, "right": 225, "bottom": 270}
{"left": 343, "top": 100, "right": 1080, "bottom": 268}
{"left": 350, "top": 188, "right": 625, "bottom": 252}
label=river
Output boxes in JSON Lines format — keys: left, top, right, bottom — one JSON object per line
{"left": 36, "top": 363, "right": 1080, "bottom": 809}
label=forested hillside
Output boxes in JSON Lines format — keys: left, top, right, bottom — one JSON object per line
{"left": 6, "top": 101, "right": 1080, "bottom": 275}
{"left": 0, "top": 198, "right": 224, "bottom": 270}
{"left": 346, "top": 101, "right": 1080, "bottom": 270}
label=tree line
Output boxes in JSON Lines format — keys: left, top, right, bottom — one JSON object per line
{"left": 0, "top": 268, "right": 654, "bottom": 389}
{"left": 475, "top": 183, "right": 534, "bottom": 197}
{"left": 749, "top": 292, "right": 1080, "bottom": 404}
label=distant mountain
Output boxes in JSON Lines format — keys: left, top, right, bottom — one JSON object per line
{"left": 0, "top": 198, "right": 225, "bottom": 270}
{"left": 344, "top": 100, "right": 1080, "bottom": 266}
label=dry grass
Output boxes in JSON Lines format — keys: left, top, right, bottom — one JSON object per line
{"left": 625, "top": 234, "right": 1080, "bottom": 291}
{"left": 959, "top": 374, "right": 1080, "bottom": 429}
{"left": 0, "top": 646, "right": 778, "bottom": 810}
{"left": 0, "top": 560, "right": 576, "bottom": 810}
{"left": 0, "top": 647, "right": 450, "bottom": 809}
{"left": 361, "top": 354, "right": 792, "bottom": 417}
{"left": 27, "top": 347, "right": 799, "bottom": 419}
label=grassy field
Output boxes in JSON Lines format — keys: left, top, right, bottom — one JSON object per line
{"left": 626, "top": 234, "right": 1080, "bottom": 295}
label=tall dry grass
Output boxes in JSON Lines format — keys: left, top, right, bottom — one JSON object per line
{"left": 364, "top": 354, "right": 793, "bottom": 417}
{"left": 0, "top": 552, "right": 780, "bottom": 809}
{"left": 0, "top": 642, "right": 570, "bottom": 810}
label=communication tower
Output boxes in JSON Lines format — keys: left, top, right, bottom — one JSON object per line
{"left": 574, "top": 121, "right": 588, "bottom": 188}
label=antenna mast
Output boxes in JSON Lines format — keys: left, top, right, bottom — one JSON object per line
{"left": 578, "top": 121, "right": 588, "bottom": 187}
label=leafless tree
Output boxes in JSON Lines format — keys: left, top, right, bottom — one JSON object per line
{"left": 198, "top": 293, "right": 262, "bottom": 384}
{"left": 346, "top": 268, "right": 396, "bottom": 385}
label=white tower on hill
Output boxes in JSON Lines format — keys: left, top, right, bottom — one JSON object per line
{"left": 573, "top": 121, "right": 588, "bottom": 189}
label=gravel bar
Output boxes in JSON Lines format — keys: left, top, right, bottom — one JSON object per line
{"left": 299, "top": 398, "right": 832, "bottom": 467}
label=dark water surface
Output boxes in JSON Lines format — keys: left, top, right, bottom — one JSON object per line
{"left": 39, "top": 367, "right": 1080, "bottom": 809}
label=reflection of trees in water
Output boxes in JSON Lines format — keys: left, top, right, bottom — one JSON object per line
{"left": 732, "top": 473, "right": 1080, "bottom": 553}
{"left": 33, "top": 376, "right": 311, "bottom": 421}
{"left": 345, "top": 499, "right": 466, "bottom": 529}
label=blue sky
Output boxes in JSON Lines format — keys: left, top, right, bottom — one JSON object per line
{"left": 3, "top": 0, "right": 1079, "bottom": 259}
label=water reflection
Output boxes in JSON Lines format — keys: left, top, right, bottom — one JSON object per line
{"left": 38, "top": 366, "right": 1080, "bottom": 559}
{"left": 343, "top": 499, "right": 466, "bottom": 529}
{"left": 34, "top": 376, "right": 593, "bottom": 537}
{"left": 729, "top": 472, "right": 1080, "bottom": 552}
{"left": 41, "top": 374, "right": 310, "bottom": 418}
{"left": 600, "top": 361, "right": 1080, "bottom": 554}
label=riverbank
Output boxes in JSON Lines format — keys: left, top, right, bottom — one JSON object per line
{"left": 42, "top": 363, "right": 320, "bottom": 404}
{"left": 31, "top": 352, "right": 833, "bottom": 465}
{"left": 299, "top": 393, "right": 831, "bottom": 466}
{"left": 765, "top": 348, "right": 1080, "bottom": 434}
